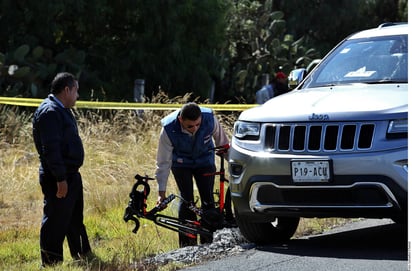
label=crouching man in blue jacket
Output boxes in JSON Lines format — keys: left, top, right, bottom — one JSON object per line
{"left": 155, "top": 102, "right": 230, "bottom": 247}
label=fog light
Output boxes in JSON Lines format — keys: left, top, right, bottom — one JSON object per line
{"left": 230, "top": 163, "right": 243, "bottom": 176}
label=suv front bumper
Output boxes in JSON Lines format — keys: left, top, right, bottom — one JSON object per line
{"left": 229, "top": 144, "right": 407, "bottom": 220}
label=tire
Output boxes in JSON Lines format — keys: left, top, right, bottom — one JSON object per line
{"left": 235, "top": 209, "right": 300, "bottom": 244}
{"left": 223, "top": 188, "right": 235, "bottom": 218}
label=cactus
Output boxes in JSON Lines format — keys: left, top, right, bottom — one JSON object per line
{"left": 32, "top": 46, "right": 44, "bottom": 60}
{"left": 12, "top": 66, "right": 31, "bottom": 78}
{"left": 14, "top": 45, "right": 30, "bottom": 63}
{"left": 0, "top": 44, "right": 85, "bottom": 98}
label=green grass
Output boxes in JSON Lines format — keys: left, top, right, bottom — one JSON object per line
{"left": 0, "top": 101, "right": 351, "bottom": 271}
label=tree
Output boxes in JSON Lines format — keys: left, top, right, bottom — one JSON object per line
{"left": 276, "top": 0, "right": 408, "bottom": 55}
{"left": 0, "top": 0, "right": 230, "bottom": 101}
{"left": 215, "top": 0, "right": 319, "bottom": 103}
{"left": 0, "top": 0, "right": 407, "bottom": 103}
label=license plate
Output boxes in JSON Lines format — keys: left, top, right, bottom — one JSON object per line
{"left": 291, "top": 160, "right": 330, "bottom": 182}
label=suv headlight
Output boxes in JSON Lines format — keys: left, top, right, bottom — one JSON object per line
{"left": 234, "top": 121, "right": 260, "bottom": 140}
{"left": 387, "top": 119, "right": 408, "bottom": 138}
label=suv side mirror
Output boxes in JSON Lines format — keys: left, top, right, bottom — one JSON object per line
{"left": 288, "top": 68, "right": 307, "bottom": 89}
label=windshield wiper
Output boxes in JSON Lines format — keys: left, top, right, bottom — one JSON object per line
{"left": 365, "top": 79, "right": 407, "bottom": 84}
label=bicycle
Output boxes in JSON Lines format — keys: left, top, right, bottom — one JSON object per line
{"left": 123, "top": 144, "right": 236, "bottom": 242}
{"left": 204, "top": 144, "right": 236, "bottom": 227}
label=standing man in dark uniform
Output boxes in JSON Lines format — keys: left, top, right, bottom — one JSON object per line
{"left": 32, "top": 72, "right": 92, "bottom": 266}
{"left": 155, "top": 102, "right": 230, "bottom": 247}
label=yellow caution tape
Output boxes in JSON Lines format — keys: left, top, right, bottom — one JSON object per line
{"left": 0, "top": 96, "right": 257, "bottom": 111}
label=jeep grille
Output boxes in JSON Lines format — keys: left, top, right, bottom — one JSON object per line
{"left": 264, "top": 123, "right": 375, "bottom": 152}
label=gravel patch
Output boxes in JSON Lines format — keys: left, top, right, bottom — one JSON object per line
{"left": 136, "top": 227, "right": 253, "bottom": 269}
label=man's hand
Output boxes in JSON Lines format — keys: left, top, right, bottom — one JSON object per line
{"left": 216, "top": 144, "right": 230, "bottom": 155}
{"left": 157, "top": 191, "right": 168, "bottom": 210}
{"left": 157, "top": 191, "right": 166, "bottom": 204}
{"left": 56, "top": 180, "right": 68, "bottom": 198}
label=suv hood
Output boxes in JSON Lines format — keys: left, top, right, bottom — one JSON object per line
{"left": 241, "top": 84, "right": 407, "bottom": 122}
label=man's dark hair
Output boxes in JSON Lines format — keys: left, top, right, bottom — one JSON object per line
{"left": 180, "top": 102, "right": 201, "bottom": 121}
{"left": 50, "top": 72, "right": 76, "bottom": 94}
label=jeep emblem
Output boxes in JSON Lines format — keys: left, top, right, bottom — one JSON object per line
{"left": 309, "top": 113, "right": 329, "bottom": 121}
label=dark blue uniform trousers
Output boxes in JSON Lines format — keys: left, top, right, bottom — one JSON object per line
{"left": 39, "top": 171, "right": 91, "bottom": 265}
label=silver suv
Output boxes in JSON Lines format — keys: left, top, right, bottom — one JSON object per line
{"left": 228, "top": 23, "right": 408, "bottom": 244}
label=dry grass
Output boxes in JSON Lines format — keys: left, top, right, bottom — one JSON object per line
{"left": 0, "top": 95, "right": 350, "bottom": 270}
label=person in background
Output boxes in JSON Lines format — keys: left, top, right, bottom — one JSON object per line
{"left": 256, "top": 71, "right": 289, "bottom": 104}
{"left": 155, "top": 102, "right": 230, "bottom": 247}
{"left": 32, "top": 72, "right": 93, "bottom": 266}
{"left": 255, "top": 76, "right": 274, "bottom": 104}
{"left": 274, "top": 71, "right": 289, "bottom": 96}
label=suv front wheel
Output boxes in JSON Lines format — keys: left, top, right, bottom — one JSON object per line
{"left": 235, "top": 209, "right": 300, "bottom": 244}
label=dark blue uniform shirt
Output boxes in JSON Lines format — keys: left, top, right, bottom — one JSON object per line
{"left": 32, "top": 95, "right": 84, "bottom": 182}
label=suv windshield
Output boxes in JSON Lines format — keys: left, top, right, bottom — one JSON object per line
{"left": 303, "top": 34, "right": 408, "bottom": 88}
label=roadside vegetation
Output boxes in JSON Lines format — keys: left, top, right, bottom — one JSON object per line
{"left": 0, "top": 1, "right": 406, "bottom": 103}
{"left": 0, "top": 95, "right": 352, "bottom": 271}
